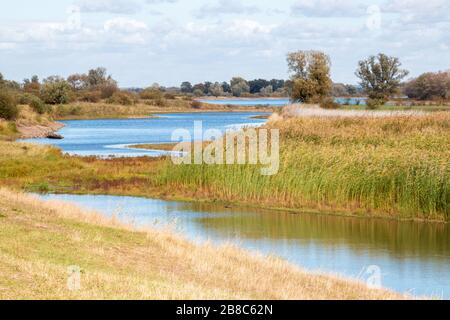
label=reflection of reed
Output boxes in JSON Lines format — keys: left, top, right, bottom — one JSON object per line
{"left": 189, "top": 203, "right": 449, "bottom": 259}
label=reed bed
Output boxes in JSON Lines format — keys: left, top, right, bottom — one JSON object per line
{"left": 157, "top": 113, "right": 450, "bottom": 220}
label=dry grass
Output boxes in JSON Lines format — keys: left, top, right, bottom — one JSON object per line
{"left": 0, "top": 188, "right": 404, "bottom": 300}
{"left": 159, "top": 112, "right": 450, "bottom": 220}
{"left": 49, "top": 101, "right": 276, "bottom": 120}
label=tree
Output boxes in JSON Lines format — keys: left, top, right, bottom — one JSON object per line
{"left": 0, "top": 90, "right": 18, "bottom": 120}
{"left": 41, "top": 77, "right": 72, "bottom": 104}
{"left": 193, "top": 83, "right": 206, "bottom": 95}
{"left": 287, "top": 50, "right": 332, "bottom": 103}
{"left": 260, "top": 85, "right": 273, "bottom": 96}
{"left": 230, "top": 77, "right": 250, "bottom": 97}
{"left": 332, "top": 83, "right": 348, "bottom": 97}
{"left": 355, "top": 53, "right": 409, "bottom": 105}
{"left": 404, "top": 71, "right": 450, "bottom": 100}
{"left": 23, "top": 75, "right": 41, "bottom": 96}
{"left": 209, "top": 82, "right": 224, "bottom": 97}
{"left": 67, "top": 73, "right": 88, "bottom": 91}
{"left": 221, "top": 82, "right": 231, "bottom": 93}
{"left": 180, "top": 81, "right": 193, "bottom": 93}
{"left": 249, "top": 79, "right": 270, "bottom": 94}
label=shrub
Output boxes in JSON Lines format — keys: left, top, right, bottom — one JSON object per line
{"left": 0, "top": 90, "right": 19, "bottom": 120}
{"left": 79, "top": 90, "right": 102, "bottom": 103}
{"left": 366, "top": 98, "right": 385, "bottom": 110}
{"left": 99, "top": 83, "right": 118, "bottom": 99}
{"left": 320, "top": 97, "right": 339, "bottom": 109}
{"left": 155, "top": 97, "right": 167, "bottom": 107}
{"left": 191, "top": 100, "right": 202, "bottom": 109}
{"left": 41, "top": 81, "right": 72, "bottom": 104}
{"left": 29, "top": 96, "right": 47, "bottom": 114}
{"left": 164, "top": 93, "right": 176, "bottom": 100}
{"left": 18, "top": 93, "right": 34, "bottom": 105}
{"left": 140, "top": 88, "right": 163, "bottom": 100}
{"left": 107, "top": 91, "right": 135, "bottom": 106}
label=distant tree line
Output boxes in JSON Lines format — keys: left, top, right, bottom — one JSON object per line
{"left": 179, "top": 78, "right": 287, "bottom": 97}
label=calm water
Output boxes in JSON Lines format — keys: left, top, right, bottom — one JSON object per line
{"left": 199, "top": 98, "right": 367, "bottom": 107}
{"left": 199, "top": 99, "right": 290, "bottom": 107}
{"left": 22, "top": 112, "right": 268, "bottom": 157}
{"left": 38, "top": 194, "right": 450, "bottom": 298}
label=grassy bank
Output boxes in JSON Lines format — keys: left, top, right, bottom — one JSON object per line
{"left": 0, "top": 188, "right": 402, "bottom": 299}
{"left": 49, "top": 101, "right": 276, "bottom": 120}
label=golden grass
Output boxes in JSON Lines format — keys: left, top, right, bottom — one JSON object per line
{"left": 49, "top": 101, "right": 275, "bottom": 120}
{"left": 0, "top": 188, "right": 404, "bottom": 300}
{"left": 159, "top": 112, "right": 450, "bottom": 220}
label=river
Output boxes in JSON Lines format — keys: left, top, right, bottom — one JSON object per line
{"left": 25, "top": 111, "right": 449, "bottom": 298}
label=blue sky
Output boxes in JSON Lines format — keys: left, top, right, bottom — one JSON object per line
{"left": 0, "top": 0, "right": 449, "bottom": 87}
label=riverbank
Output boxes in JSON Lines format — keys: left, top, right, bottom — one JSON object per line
{"left": 0, "top": 106, "right": 64, "bottom": 140}
{"left": 49, "top": 101, "right": 277, "bottom": 120}
{"left": 0, "top": 188, "right": 403, "bottom": 299}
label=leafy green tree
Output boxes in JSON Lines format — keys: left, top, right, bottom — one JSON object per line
{"left": 221, "top": 82, "right": 231, "bottom": 93}
{"left": 23, "top": 75, "right": 41, "bottom": 96}
{"left": 0, "top": 90, "right": 18, "bottom": 120}
{"left": 209, "top": 82, "right": 224, "bottom": 97}
{"left": 230, "top": 77, "right": 250, "bottom": 97}
{"left": 404, "top": 71, "right": 450, "bottom": 100}
{"left": 29, "top": 95, "right": 47, "bottom": 114}
{"left": 287, "top": 50, "right": 332, "bottom": 103}
{"left": 260, "top": 85, "right": 273, "bottom": 96}
{"left": 355, "top": 53, "right": 409, "bottom": 105}
{"left": 41, "top": 77, "right": 72, "bottom": 104}
{"left": 249, "top": 79, "right": 270, "bottom": 94}
{"left": 180, "top": 81, "right": 193, "bottom": 93}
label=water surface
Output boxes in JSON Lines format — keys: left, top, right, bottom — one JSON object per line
{"left": 199, "top": 98, "right": 367, "bottom": 107}
{"left": 39, "top": 194, "right": 450, "bottom": 298}
{"left": 199, "top": 99, "right": 290, "bottom": 107}
{"left": 22, "top": 112, "right": 268, "bottom": 157}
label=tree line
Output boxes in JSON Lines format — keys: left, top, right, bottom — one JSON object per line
{"left": 1, "top": 54, "right": 450, "bottom": 120}
{"left": 180, "top": 78, "right": 287, "bottom": 97}
{"left": 286, "top": 50, "right": 450, "bottom": 108}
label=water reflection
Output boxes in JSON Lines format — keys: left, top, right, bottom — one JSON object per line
{"left": 38, "top": 194, "right": 450, "bottom": 298}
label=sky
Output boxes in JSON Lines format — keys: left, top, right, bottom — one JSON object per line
{"left": 0, "top": 0, "right": 449, "bottom": 87}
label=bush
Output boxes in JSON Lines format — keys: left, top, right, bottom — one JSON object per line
{"left": 18, "top": 93, "right": 34, "bottom": 105}
{"left": 41, "top": 81, "right": 72, "bottom": 104}
{"left": 191, "top": 100, "right": 202, "bottom": 109}
{"left": 154, "top": 97, "right": 167, "bottom": 107}
{"left": 164, "top": 93, "right": 176, "bottom": 100}
{"left": 0, "top": 90, "right": 19, "bottom": 120}
{"left": 320, "top": 97, "right": 339, "bottom": 109}
{"left": 79, "top": 90, "right": 102, "bottom": 103}
{"left": 366, "top": 98, "right": 385, "bottom": 110}
{"left": 29, "top": 96, "right": 47, "bottom": 114}
{"left": 99, "top": 83, "right": 118, "bottom": 99}
{"left": 107, "top": 91, "right": 135, "bottom": 106}
{"left": 140, "top": 88, "right": 163, "bottom": 100}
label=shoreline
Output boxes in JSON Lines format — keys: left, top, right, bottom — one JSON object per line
{"left": 0, "top": 188, "right": 406, "bottom": 300}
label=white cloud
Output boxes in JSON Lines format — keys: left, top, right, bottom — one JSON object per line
{"left": 291, "top": 0, "right": 366, "bottom": 17}
{"left": 75, "top": 0, "right": 142, "bottom": 14}
{"left": 383, "top": 0, "right": 450, "bottom": 23}
{"left": 226, "top": 19, "right": 274, "bottom": 37}
{"left": 104, "top": 17, "right": 148, "bottom": 33}
{"left": 196, "top": 0, "right": 260, "bottom": 18}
